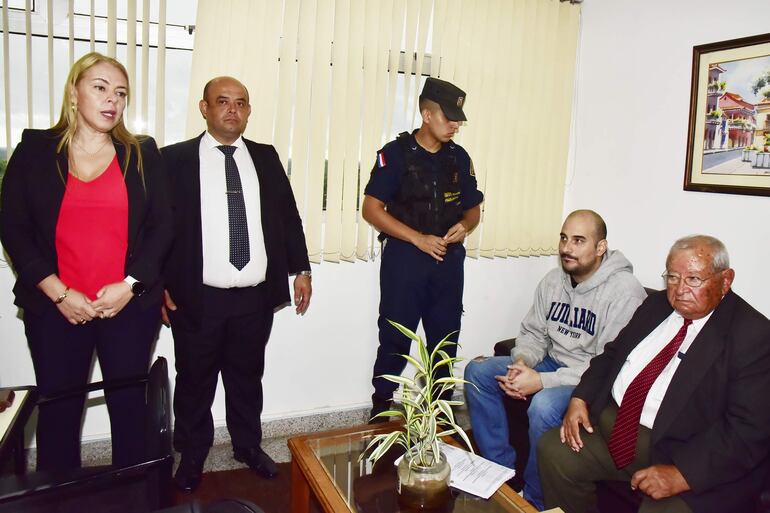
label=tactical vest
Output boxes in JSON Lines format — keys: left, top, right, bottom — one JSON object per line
{"left": 383, "top": 132, "right": 463, "bottom": 241}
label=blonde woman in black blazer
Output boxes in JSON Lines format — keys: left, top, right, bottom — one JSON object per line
{"left": 0, "top": 52, "right": 172, "bottom": 472}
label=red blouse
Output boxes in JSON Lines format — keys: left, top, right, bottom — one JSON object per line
{"left": 56, "top": 155, "right": 129, "bottom": 300}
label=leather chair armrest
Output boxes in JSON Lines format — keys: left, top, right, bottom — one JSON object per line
{"left": 493, "top": 338, "right": 516, "bottom": 357}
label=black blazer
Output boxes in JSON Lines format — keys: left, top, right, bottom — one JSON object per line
{"left": 161, "top": 133, "right": 309, "bottom": 327}
{"left": 574, "top": 290, "right": 770, "bottom": 513}
{"left": 0, "top": 128, "right": 173, "bottom": 312}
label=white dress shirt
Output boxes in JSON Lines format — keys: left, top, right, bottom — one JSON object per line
{"left": 611, "top": 309, "right": 713, "bottom": 428}
{"left": 199, "top": 132, "right": 268, "bottom": 288}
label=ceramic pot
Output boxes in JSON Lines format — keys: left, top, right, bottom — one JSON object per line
{"left": 396, "top": 449, "right": 450, "bottom": 510}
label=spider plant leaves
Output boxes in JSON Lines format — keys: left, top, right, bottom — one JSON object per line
{"left": 363, "top": 320, "right": 473, "bottom": 469}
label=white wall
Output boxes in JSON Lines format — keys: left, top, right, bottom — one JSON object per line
{"left": 0, "top": 250, "right": 555, "bottom": 440}
{"left": 565, "top": 0, "right": 770, "bottom": 319}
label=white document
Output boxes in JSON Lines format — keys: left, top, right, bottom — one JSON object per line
{"left": 441, "top": 443, "right": 516, "bottom": 499}
{"left": 395, "top": 442, "right": 516, "bottom": 500}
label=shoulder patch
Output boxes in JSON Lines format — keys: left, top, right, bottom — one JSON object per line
{"left": 469, "top": 159, "right": 476, "bottom": 177}
{"left": 377, "top": 151, "right": 387, "bottom": 169}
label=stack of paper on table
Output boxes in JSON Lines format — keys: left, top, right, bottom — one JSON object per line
{"left": 440, "top": 443, "right": 516, "bottom": 499}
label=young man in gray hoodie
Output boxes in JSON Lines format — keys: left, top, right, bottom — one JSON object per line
{"left": 464, "top": 210, "right": 646, "bottom": 510}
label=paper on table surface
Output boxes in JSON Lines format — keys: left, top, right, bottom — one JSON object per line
{"left": 441, "top": 443, "right": 515, "bottom": 499}
{"left": 394, "top": 442, "right": 515, "bottom": 500}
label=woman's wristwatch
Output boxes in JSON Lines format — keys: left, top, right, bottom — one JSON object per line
{"left": 124, "top": 276, "right": 146, "bottom": 296}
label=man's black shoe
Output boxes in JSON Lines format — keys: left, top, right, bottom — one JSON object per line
{"left": 174, "top": 453, "right": 204, "bottom": 492}
{"left": 368, "top": 396, "right": 393, "bottom": 424}
{"left": 233, "top": 446, "right": 278, "bottom": 479}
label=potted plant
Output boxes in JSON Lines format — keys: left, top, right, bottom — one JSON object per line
{"left": 361, "top": 320, "right": 473, "bottom": 510}
{"left": 742, "top": 146, "right": 754, "bottom": 161}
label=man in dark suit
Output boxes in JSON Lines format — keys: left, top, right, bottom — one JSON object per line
{"left": 538, "top": 235, "right": 770, "bottom": 513}
{"left": 161, "top": 76, "right": 312, "bottom": 492}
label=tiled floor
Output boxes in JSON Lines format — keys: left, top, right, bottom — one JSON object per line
{"left": 171, "top": 463, "right": 295, "bottom": 513}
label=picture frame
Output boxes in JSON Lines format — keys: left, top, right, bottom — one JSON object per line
{"left": 684, "top": 32, "right": 770, "bottom": 196}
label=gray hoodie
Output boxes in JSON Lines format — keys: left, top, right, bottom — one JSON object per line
{"left": 512, "top": 249, "right": 647, "bottom": 388}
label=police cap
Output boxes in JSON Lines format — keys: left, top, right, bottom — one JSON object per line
{"left": 420, "top": 77, "right": 467, "bottom": 122}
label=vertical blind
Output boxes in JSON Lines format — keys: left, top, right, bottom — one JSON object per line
{"left": 0, "top": 0, "right": 169, "bottom": 148}
{"left": 198, "top": 0, "right": 581, "bottom": 263}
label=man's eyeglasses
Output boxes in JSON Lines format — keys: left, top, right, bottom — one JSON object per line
{"left": 661, "top": 272, "right": 719, "bottom": 288}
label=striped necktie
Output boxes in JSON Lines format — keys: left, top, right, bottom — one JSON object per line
{"left": 607, "top": 318, "right": 693, "bottom": 468}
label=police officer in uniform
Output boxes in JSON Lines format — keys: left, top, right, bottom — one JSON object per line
{"left": 362, "top": 78, "right": 484, "bottom": 421}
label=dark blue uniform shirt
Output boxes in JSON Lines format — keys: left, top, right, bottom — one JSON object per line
{"left": 364, "top": 131, "right": 484, "bottom": 213}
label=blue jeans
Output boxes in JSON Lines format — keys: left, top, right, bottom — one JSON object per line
{"left": 464, "top": 355, "right": 574, "bottom": 511}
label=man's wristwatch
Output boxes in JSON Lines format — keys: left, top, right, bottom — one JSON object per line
{"left": 298, "top": 270, "right": 312, "bottom": 279}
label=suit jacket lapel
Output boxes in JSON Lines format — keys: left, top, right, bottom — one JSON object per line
{"left": 651, "top": 291, "right": 736, "bottom": 443}
{"left": 244, "top": 138, "right": 270, "bottom": 234}
{"left": 612, "top": 293, "right": 675, "bottom": 381}
{"left": 243, "top": 138, "right": 276, "bottom": 277}
{"left": 115, "top": 140, "right": 143, "bottom": 251}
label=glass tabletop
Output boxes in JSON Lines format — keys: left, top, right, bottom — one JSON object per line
{"left": 305, "top": 426, "right": 534, "bottom": 513}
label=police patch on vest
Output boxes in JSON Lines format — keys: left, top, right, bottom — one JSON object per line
{"left": 469, "top": 159, "right": 476, "bottom": 177}
{"left": 451, "top": 171, "right": 459, "bottom": 184}
{"left": 444, "top": 191, "right": 461, "bottom": 203}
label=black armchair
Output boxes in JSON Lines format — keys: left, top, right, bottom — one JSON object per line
{"left": 0, "top": 356, "right": 174, "bottom": 513}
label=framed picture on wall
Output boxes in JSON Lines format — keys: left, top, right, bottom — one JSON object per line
{"left": 684, "top": 32, "right": 770, "bottom": 196}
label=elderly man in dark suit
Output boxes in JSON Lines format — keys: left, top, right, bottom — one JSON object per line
{"left": 161, "top": 76, "right": 312, "bottom": 492}
{"left": 539, "top": 235, "right": 770, "bottom": 513}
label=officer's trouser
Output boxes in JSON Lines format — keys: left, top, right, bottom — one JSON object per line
{"left": 371, "top": 238, "right": 465, "bottom": 401}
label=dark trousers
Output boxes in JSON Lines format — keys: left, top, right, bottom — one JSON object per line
{"left": 24, "top": 299, "right": 159, "bottom": 473}
{"left": 170, "top": 284, "right": 274, "bottom": 459}
{"left": 372, "top": 238, "right": 465, "bottom": 400}
{"left": 538, "top": 403, "right": 692, "bottom": 513}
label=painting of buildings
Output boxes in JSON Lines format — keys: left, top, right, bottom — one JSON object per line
{"left": 701, "top": 55, "right": 770, "bottom": 175}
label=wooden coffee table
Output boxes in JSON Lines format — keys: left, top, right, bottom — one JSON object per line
{"left": 288, "top": 421, "right": 538, "bottom": 513}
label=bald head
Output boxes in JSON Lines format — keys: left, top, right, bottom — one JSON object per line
{"left": 202, "top": 76, "right": 250, "bottom": 104}
{"left": 564, "top": 210, "right": 607, "bottom": 242}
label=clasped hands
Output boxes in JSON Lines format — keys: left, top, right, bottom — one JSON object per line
{"left": 57, "top": 281, "right": 133, "bottom": 325}
{"left": 414, "top": 221, "right": 468, "bottom": 261}
{"left": 494, "top": 358, "right": 543, "bottom": 400}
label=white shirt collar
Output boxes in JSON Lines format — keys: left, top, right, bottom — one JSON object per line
{"left": 202, "top": 131, "right": 245, "bottom": 151}
{"left": 671, "top": 308, "right": 713, "bottom": 334}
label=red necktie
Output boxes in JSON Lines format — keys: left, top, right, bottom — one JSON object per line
{"left": 607, "top": 318, "right": 693, "bottom": 468}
